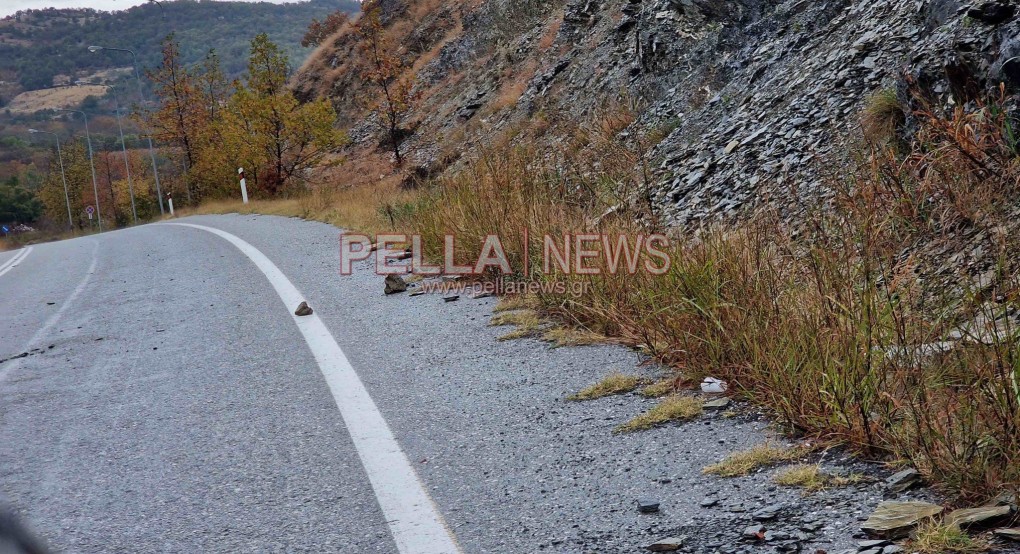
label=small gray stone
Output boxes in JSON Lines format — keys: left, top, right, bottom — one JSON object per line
{"left": 442, "top": 294, "right": 460, "bottom": 303}
{"left": 884, "top": 468, "right": 922, "bottom": 493}
{"left": 700, "top": 497, "right": 719, "bottom": 507}
{"left": 703, "top": 398, "right": 731, "bottom": 410}
{"left": 742, "top": 525, "right": 765, "bottom": 540}
{"left": 858, "top": 539, "right": 891, "bottom": 549}
{"left": 882, "top": 546, "right": 904, "bottom": 554}
{"left": 638, "top": 499, "right": 660, "bottom": 513}
{"left": 752, "top": 503, "right": 784, "bottom": 521}
{"left": 645, "top": 536, "right": 685, "bottom": 551}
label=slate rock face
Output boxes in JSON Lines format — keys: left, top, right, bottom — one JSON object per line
{"left": 299, "top": 0, "right": 1020, "bottom": 228}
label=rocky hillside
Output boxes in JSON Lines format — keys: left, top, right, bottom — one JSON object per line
{"left": 296, "top": 0, "right": 1020, "bottom": 226}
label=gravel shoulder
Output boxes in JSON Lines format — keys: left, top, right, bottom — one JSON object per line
{"left": 1, "top": 214, "right": 1012, "bottom": 553}
{"left": 178, "top": 214, "right": 934, "bottom": 554}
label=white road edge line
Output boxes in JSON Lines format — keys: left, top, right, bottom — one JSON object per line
{"left": 0, "top": 242, "right": 97, "bottom": 384}
{"left": 165, "top": 223, "right": 462, "bottom": 554}
{"left": 0, "top": 246, "right": 33, "bottom": 278}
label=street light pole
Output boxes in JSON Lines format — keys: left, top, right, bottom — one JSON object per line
{"left": 28, "top": 129, "right": 73, "bottom": 230}
{"left": 113, "top": 97, "right": 138, "bottom": 224}
{"left": 88, "top": 45, "right": 165, "bottom": 215}
{"left": 58, "top": 109, "right": 102, "bottom": 232}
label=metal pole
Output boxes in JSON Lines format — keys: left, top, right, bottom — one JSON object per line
{"left": 60, "top": 110, "right": 102, "bottom": 232}
{"left": 55, "top": 138, "right": 73, "bottom": 230}
{"left": 81, "top": 113, "right": 103, "bottom": 232}
{"left": 130, "top": 51, "right": 166, "bottom": 216}
{"left": 31, "top": 129, "right": 73, "bottom": 229}
{"left": 90, "top": 45, "right": 165, "bottom": 215}
{"left": 114, "top": 99, "right": 138, "bottom": 224}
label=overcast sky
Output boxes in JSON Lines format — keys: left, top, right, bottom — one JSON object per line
{"left": 1, "top": 0, "right": 302, "bottom": 18}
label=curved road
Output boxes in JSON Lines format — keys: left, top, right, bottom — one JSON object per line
{"left": 0, "top": 215, "right": 864, "bottom": 553}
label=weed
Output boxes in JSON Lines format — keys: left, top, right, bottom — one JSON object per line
{"left": 542, "top": 327, "right": 605, "bottom": 347}
{"left": 640, "top": 379, "right": 677, "bottom": 398}
{"left": 861, "top": 88, "right": 905, "bottom": 146}
{"left": 490, "top": 309, "right": 542, "bottom": 340}
{"left": 911, "top": 519, "right": 989, "bottom": 553}
{"left": 703, "top": 444, "right": 803, "bottom": 477}
{"left": 774, "top": 464, "right": 866, "bottom": 492}
{"left": 616, "top": 395, "right": 702, "bottom": 433}
{"left": 568, "top": 373, "right": 645, "bottom": 401}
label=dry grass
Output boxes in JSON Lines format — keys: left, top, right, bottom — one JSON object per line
{"left": 616, "top": 395, "right": 702, "bottom": 433}
{"left": 911, "top": 520, "right": 989, "bottom": 554}
{"left": 490, "top": 309, "right": 542, "bottom": 340}
{"left": 568, "top": 372, "right": 645, "bottom": 401}
{"left": 494, "top": 295, "right": 540, "bottom": 312}
{"left": 703, "top": 444, "right": 803, "bottom": 477}
{"left": 202, "top": 86, "right": 1020, "bottom": 501}
{"left": 8, "top": 85, "right": 108, "bottom": 114}
{"left": 861, "top": 88, "right": 905, "bottom": 146}
{"left": 774, "top": 464, "right": 866, "bottom": 492}
{"left": 640, "top": 379, "right": 677, "bottom": 398}
{"left": 542, "top": 327, "right": 605, "bottom": 347}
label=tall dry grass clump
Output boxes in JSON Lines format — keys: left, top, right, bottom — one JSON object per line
{"left": 391, "top": 89, "right": 1020, "bottom": 501}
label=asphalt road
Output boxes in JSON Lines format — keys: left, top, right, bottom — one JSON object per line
{"left": 0, "top": 215, "right": 887, "bottom": 553}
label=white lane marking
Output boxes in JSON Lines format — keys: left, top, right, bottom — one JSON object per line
{"left": 166, "top": 223, "right": 462, "bottom": 554}
{"left": 0, "top": 246, "right": 33, "bottom": 278}
{"left": 0, "top": 242, "right": 98, "bottom": 384}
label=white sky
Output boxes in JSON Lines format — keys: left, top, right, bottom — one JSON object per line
{"left": 1, "top": 0, "right": 302, "bottom": 18}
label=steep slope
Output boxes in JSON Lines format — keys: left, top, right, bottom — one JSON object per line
{"left": 296, "top": 0, "right": 1020, "bottom": 225}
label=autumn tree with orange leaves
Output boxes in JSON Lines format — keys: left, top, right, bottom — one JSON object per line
{"left": 355, "top": 2, "right": 416, "bottom": 165}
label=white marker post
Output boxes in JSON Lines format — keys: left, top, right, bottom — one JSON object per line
{"left": 238, "top": 167, "right": 249, "bottom": 204}
{"left": 167, "top": 192, "right": 174, "bottom": 216}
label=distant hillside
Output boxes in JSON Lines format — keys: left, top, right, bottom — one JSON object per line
{"left": 0, "top": 0, "right": 359, "bottom": 102}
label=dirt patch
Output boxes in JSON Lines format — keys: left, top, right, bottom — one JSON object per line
{"left": 7, "top": 85, "right": 108, "bottom": 114}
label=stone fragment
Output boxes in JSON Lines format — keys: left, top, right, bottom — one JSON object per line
{"left": 645, "top": 536, "right": 685, "bottom": 551}
{"left": 945, "top": 504, "right": 1012, "bottom": 530}
{"left": 743, "top": 524, "right": 766, "bottom": 540}
{"left": 884, "top": 468, "right": 922, "bottom": 493}
{"left": 638, "top": 499, "right": 660, "bottom": 513}
{"left": 700, "top": 496, "right": 719, "bottom": 507}
{"left": 294, "top": 301, "right": 313, "bottom": 316}
{"left": 442, "top": 294, "right": 460, "bottom": 303}
{"left": 861, "top": 501, "right": 944, "bottom": 539}
{"left": 384, "top": 274, "right": 408, "bottom": 295}
{"left": 753, "top": 503, "right": 784, "bottom": 521}
{"left": 857, "top": 539, "right": 890, "bottom": 549}
{"left": 994, "top": 527, "right": 1020, "bottom": 541}
{"left": 703, "top": 398, "right": 731, "bottom": 410}
{"left": 725, "top": 140, "right": 740, "bottom": 154}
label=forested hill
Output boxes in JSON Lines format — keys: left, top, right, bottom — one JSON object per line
{"left": 0, "top": 0, "right": 359, "bottom": 93}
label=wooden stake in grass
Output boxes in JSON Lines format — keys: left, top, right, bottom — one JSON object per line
{"left": 616, "top": 395, "right": 702, "bottom": 433}
{"left": 568, "top": 373, "right": 645, "bottom": 401}
{"left": 703, "top": 444, "right": 802, "bottom": 477}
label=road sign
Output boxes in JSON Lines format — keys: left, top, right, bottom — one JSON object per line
{"left": 86, "top": 206, "right": 95, "bottom": 215}
{"left": 1, "top": 226, "right": 8, "bottom": 235}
